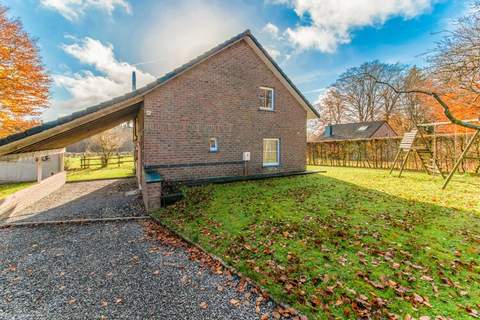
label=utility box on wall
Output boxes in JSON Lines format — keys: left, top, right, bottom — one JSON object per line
{"left": 242, "top": 152, "right": 250, "bottom": 161}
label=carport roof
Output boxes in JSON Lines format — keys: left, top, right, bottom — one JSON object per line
{"left": 0, "top": 30, "right": 319, "bottom": 156}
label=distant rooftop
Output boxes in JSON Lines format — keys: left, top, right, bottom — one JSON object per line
{"left": 309, "top": 120, "right": 397, "bottom": 142}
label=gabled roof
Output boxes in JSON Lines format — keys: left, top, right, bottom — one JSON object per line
{"left": 309, "top": 120, "right": 396, "bottom": 142}
{"left": 0, "top": 30, "right": 319, "bottom": 156}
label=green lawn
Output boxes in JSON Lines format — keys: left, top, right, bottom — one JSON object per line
{"left": 0, "top": 182, "right": 35, "bottom": 199}
{"left": 66, "top": 155, "right": 135, "bottom": 182}
{"left": 154, "top": 167, "right": 480, "bottom": 319}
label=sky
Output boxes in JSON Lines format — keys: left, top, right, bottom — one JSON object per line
{"left": 4, "top": 0, "right": 469, "bottom": 121}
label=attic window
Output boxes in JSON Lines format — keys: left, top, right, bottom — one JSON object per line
{"left": 259, "top": 87, "right": 275, "bottom": 111}
{"left": 357, "top": 125, "right": 369, "bottom": 131}
{"left": 209, "top": 137, "right": 218, "bottom": 152}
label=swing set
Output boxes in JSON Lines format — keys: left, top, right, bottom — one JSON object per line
{"left": 390, "top": 119, "right": 480, "bottom": 189}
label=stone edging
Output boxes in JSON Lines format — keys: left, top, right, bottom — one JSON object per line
{"left": 0, "top": 216, "right": 151, "bottom": 229}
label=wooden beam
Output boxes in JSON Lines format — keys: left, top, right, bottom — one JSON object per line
{"left": 442, "top": 129, "right": 480, "bottom": 189}
{"left": 0, "top": 96, "right": 143, "bottom": 157}
{"left": 0, "top": 148, "right": 65, "bottom": 161}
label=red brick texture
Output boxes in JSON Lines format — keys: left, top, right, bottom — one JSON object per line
{"left": 140, "top": 39, "right": 307, "bottom": 210}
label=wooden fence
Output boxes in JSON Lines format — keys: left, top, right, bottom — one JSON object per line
{"left": 307, "top": 133, "right": 480, "bottom": 173}
{"left": 80, "top": 154, "right": 133, "bottom": 169}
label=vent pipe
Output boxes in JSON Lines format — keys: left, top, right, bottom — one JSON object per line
{"left": 131, "top": 71, "right": 136, "bottom": 91}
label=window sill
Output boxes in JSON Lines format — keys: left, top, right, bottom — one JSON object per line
{"left": 258, "top": 108, "right": 275, "bottom": 112}
{"left": 209, "top": 150, "right": 219, "bottom": 153}
{"left": 263, "top": 163, "right": 280, "bottom": 168}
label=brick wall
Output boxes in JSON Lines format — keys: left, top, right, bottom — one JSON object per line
{"left": 141, "top": 39, "right": 308, "bottom": 209}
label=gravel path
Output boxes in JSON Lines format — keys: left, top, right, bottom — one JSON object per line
{"left": 0, "top": 221, "right": 280, "bottom": 319}
{"left": 2, "top": 179, "right": 145, "bottom": 224}
{"left": 0, "top": 179, "right": 290, "bottom": 319}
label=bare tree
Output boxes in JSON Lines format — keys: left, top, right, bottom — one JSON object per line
{"left": 88, "top": 127, "right": 128, "bottom": 167}
{"left": 369, "top": 2, "right": 480, "bottom": 131}
{"left": 399, "top": 67, "right": 435, "bottom": 128}
{"left": 429, "top": 1, "right": 480, "bottom": 99}
{"left": 332, "top": 61, "right": 406, "bottom": 123}
{"left": 317, "top": 88, "right": 347, "bottom": 125}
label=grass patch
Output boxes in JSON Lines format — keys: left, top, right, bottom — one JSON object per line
{"left": 0, "top": 182, "right": 35, "bottom": 199}
{"left": 153, "top": 167, "right": 480, "bottom": 319}
{"left": 66, "top": 155, "right": 134, "bottom": 182}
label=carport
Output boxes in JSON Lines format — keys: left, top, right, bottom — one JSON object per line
{"left": 0, "top": 88, "right": 146, "bottom": 183}
{"left": 0, "top": 84, "right": 153, "bottom": 219}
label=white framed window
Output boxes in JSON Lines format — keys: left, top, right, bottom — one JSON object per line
{"left": 259, "top": 87, "right": 275, "bottom": 111}
{"left": 209, "top": 137, "right": 218, "bottom": 152}
{"left": 263, "top": 138, "right": 280, "bottom": 166}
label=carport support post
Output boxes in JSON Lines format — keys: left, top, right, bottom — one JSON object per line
{"left": 35, "top": 157, "right": 42, "bottom": 182}
{"left": 59, "top": 152, "right": 65, "bottom": 172}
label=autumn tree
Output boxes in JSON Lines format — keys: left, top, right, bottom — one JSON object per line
{"left": 0, "top": 6, "right": 50, "bottom": 138}
{"left": 88, "top": 127, "right": 128, "bottom": 167}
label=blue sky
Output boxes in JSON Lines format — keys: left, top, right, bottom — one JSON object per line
{"left": 4, "top": 0, "right": 468, "bottom": 121}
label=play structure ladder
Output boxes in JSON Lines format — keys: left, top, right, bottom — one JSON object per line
{"left": 390, "top": 130, "right": 445, "bottom": 178}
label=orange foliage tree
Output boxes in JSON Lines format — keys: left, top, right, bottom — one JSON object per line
{"left": 0, "top": 5, "right": 50, "bottom": 138}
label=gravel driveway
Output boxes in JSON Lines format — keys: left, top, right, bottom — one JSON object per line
{"left": 2, "top": 178, "right": 145, "bottom": 224}
{"left": 0, "top": 179, "right": 287, "bottom": 319}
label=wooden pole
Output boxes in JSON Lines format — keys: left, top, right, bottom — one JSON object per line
{"left": 442, "top": 130, "right": 480, "bottom": 189}
{"left": 59, "top": 152, "right": 65, "bottom": 172}
{"left": 398, "top": 150, "right": 410, "bottom": 177}
{"left": 390, "top": 149, "right": 401, "bottom": 174}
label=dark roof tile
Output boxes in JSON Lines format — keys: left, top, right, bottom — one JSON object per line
{"left": 0, "top": 29, "right": 318, "bottom": 148}
{"left": 310, "top": 121, "right": 396, "bottom": 142}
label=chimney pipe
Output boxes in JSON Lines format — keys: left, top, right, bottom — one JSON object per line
{"left": 324, "top": 124, "right": 333, "bottom": 137}
{"left": 131, "top": 71, "right": 136, "bottom": 91}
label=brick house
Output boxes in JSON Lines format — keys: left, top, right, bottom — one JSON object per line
{"left": 0, "top": 30, "right": 319, "bottom": 211}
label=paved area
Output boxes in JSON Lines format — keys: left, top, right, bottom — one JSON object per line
{"left": 0, "top": 179, "right": 285, "bottom": 319}
{"left": 2, "top": 179, "right": 145, "bottom": 224}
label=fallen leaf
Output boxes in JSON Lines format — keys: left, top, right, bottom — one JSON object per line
{"left": 199, "top": 301, "right": 208, "bottom": 309}
{"left": 229, "top": 299, "right": 240, "bottom": 307}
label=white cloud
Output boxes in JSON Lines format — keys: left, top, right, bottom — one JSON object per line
{"left": 40, "top": 0, "right": 131, "bottom": 21}
{"left": 313, "top": 88, "right": 328, "bottom": 104}
{"left": 139, "top": 0, "right": 247, "bottom": 76}
{"left": 263, "top": 22, "right": 280, "bottom": 38}
{"left": 265, "top": 46, "right": 281, "bottom": 60}
{"left": 275, "top": 0, "right": 436, "bottom": 53}
{"left": 46, "top": 37, "right": 155, "bottom": 120}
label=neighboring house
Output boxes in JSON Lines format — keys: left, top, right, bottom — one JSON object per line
{"left": 309, "top": 121, "right": 397, "bottom": 142}
{"left": 0, "top": 30, "right": 319, "bottom": 210}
